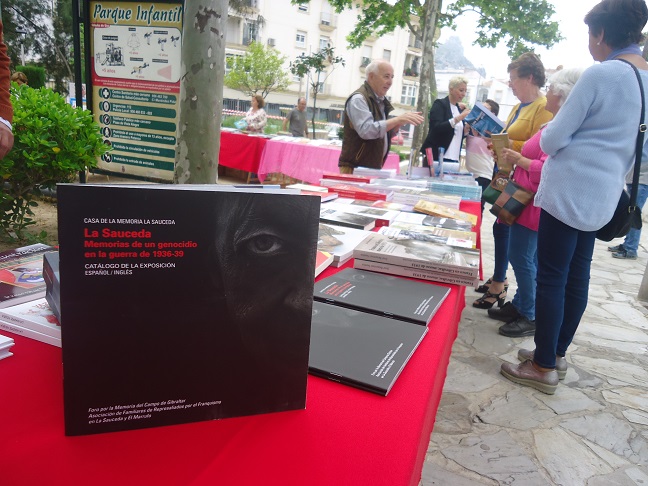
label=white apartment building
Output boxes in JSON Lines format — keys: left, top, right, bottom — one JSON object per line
{"left": 224, "top": 0, "right": 424, "bottom": 118}
{"left": 224, "top": 0, "right": 518, "bottom": 123}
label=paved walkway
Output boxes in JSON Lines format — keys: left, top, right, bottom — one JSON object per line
{"left": 421, "top": 209, "right": 648, "bottom": 485}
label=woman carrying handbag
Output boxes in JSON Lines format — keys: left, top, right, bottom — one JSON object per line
{"left": 500, "top": 0, "right": 648, "bottom": 395}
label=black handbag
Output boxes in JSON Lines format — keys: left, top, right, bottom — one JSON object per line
{"left": 596, "top": 59, "right": 646, "bottom": 242}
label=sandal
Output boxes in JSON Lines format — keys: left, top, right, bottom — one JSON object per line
{"left": 475, "top": 278, "right": 508, "bottom": 294}
{"left": 475, "top": 278, "right": 493, "bottom": 293}
{"left": 472, "top": 289, "right": 507, "bottom": 309}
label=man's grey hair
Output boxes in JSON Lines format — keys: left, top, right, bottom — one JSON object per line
{"left": 365, "top": 59, "right": 390, "bottom": 76}
{"left": 548, "top": 68, "right": 585, "bottom": 107}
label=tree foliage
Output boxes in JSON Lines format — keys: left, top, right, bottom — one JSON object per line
{"left": 298, "top": 0, "right": 561, "bottom": 59}
{"left": 293, "top": 0, "right": 562, "bottom": 151}
{"left": 224, "top": 41, "right": 290, "bottom": 99}
{"left": 290, "top": 46, "right": 345, "bottom": 138}
{"left": 2, "top": 0, "right": 75, "bottom": 94}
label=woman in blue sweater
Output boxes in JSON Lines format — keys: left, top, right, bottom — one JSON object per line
{"left": 501, "top": 0, "right": 648, "bottom": 394}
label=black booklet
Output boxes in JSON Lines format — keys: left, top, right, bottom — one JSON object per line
{"left": 57, "top": 184, "right": 320, "bottom": 435}
{"left": 313, "top": 268, "right": 450, "bottom": 326}
{"left": 309, "top": 301, "right": 427, "bottom": 396}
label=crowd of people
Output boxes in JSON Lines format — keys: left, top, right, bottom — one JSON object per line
{"left": 336, "top": 0, "right": 648, "bottom": 395}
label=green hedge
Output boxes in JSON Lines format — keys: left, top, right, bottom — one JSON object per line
{"left": 15, "top": 65, "right": 46, "bottom": 89}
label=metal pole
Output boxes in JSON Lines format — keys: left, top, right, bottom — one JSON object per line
{"left": 72, "top": 0, "right": 85, "bottom": 182}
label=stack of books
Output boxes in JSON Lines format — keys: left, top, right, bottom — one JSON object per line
{"left": 353, "top": 232, "right": 480, "bottom": 287}
{"left": 0, "top": 298, "right": 61, "bottom": 347}
{"left": 426, "top": 180, "right": 482, "bottom": 202}
{"left": 390, "top": 187, "right": 462, "bottom": 208}
{"left": 0, "top": 333, "right": 14, "bottom": 360}
{"left": 0, "top": 244, "right": 57, "bottom": 308}
{"left": 317, "top": 223, "right": 373, "bottom": 267}
{"left": 353, "top": 167, "right": 397, "bottom": 179}
{"left": 324, "top": 183, "right": 394, "bottom": 202}
{"left": 309, "top": 268, "right": 450, "bottom": 395}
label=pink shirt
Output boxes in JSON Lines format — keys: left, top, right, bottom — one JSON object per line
{"left": 511, "top": 127, "right": 547, "bottom": 231}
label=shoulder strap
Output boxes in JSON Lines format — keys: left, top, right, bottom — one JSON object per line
{"left": 616, "top": 58, "right": 646, "bottom": 208}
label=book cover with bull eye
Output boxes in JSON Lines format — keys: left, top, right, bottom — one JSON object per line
{"left": 57, "top": 184, "right": 320, "bottom": 435}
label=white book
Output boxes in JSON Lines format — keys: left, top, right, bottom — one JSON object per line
{"left": 0, "top": 320, "right": 62, "bottom": 347}
{"left": 0, "top": 333, "right": 14, "bottom": 360}
{"left": 353, "top": 233, "right": 480, "bottom": 278}
{"left": 0, "top": 298, "right": 61, "bottom": 338}
{"left": 353, "top": 259, "right": 479, "bottom": 287}
{"left": 318, "top": 223, "right": 373, "bottom": 266}
{"left": 377, "top": 226, "right": 476, "bottom": 249}
{"left": 321, "top": 202, "right": 400, "bottom": 227}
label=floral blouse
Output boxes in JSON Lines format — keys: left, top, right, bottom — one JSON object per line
{"left": 244, "top": 108, "right": 267, "bottom": 133}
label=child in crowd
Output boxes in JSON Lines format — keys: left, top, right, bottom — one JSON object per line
{"left": 463, "top": 99, "right": 500, "bottom": 214}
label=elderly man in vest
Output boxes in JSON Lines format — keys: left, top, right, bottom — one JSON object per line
{"left": 338, "top": 60, "right": 422, "bottom": 174}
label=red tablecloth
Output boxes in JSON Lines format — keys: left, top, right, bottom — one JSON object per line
{"left": 0, "top": 284, "right": 464, "bottom": 486}
{"left": 257, "top": 138, "right": 401, "bottom": 185}
{"left": 218, "top": 131, "right": 268, "bottom": 173}
{"left": 0, "top": 203, "right": 481, "bottom": 486}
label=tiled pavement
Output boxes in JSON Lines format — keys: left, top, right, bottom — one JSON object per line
{"left": 421, "top": 209, "right": 648, "bottom": 485}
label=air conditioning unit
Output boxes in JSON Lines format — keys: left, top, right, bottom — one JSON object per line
{"left": 267, "top": 38, "right": 276, "bottom": 47}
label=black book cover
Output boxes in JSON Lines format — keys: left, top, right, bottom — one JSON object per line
{"left": 313, "top": 268, "right": 450, "bottom": 326}
{"left": 309, "top": 301, "right": 428, "bottom": 396}
{"left": 57, "top": 184, "right": 320, "bottom": 435}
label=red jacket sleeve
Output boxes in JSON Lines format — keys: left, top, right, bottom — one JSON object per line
{"left": 0, "top": 22, "right": 14, "bottom": 123}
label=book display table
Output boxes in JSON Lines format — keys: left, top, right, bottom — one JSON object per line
{"left": 257, "top": 138, "right": 401, "bottom": 185}
{"left": 218, "top": 131, "right": 269, "bottom": 173}
{"left": 0, "top": 203, "right": 481, "bottom": 486}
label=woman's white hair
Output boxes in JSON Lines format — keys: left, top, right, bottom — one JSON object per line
{"left": 548, "top": 68, "right": 585, "bottom": 106}
{"left": 448, "top": 76, "right": 468, "bottom": 90}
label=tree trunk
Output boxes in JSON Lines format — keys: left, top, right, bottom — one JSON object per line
{"left": 412, "top": 0, "right": 442, "bottom": 159}
{"left": 643, "top": 37, "right": 648, "bottom": 61}
{"left": 174, "top": 0, "right": 227, "bottom": 184}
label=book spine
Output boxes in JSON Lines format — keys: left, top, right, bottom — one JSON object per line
{"left": 353, "top": 259, "right": 478, "bottom": 287}
{"left": 319, "top": 217, "right": 370, "bottom": 231}
{"left": 328, "top": 188, "right": 387, "bottom": 201}
{"left": 0, "top": 321, "right": 62, "bottom": 347}
{"left": 0, "top": 290, "right": 47, "bottom": 309}
{"left": 322, "top": 174, "right": 372, "bottom": 183}
{"left": 0, "top": 309, "right": 61, "bottom": 338}
{"left": 352, "top": 247, "right": 478, "bottom": 278}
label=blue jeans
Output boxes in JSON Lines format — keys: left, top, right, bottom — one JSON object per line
{"left": 509, "top": 223, "right": 538, "bottom": 320}
{"left": 534, "top": 210, "right": 596, "bottom": 369}
{"left": 492, "top": 220, "right": 510, "bottom": 282}
{"left": 623, "top": 183, "right": 648, "bottom": 255}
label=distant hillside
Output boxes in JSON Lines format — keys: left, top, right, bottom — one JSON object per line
{"left": 435, "top": 36, "right": 480, "bottom": 73}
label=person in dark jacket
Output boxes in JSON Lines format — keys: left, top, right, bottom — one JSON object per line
{"left": 421, "top": 76, "right": 470, "bottom": 166}
{"left": 338, "top": 59, "right": 423, "bottom": 173}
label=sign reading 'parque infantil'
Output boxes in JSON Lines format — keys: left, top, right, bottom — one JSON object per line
{"left": 87, "top": 0, "right": 183, "bottom": 181}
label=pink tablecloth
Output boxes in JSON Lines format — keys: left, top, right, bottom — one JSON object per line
{"left": 257, "top": 139, "right": 401, "bottom": 185}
